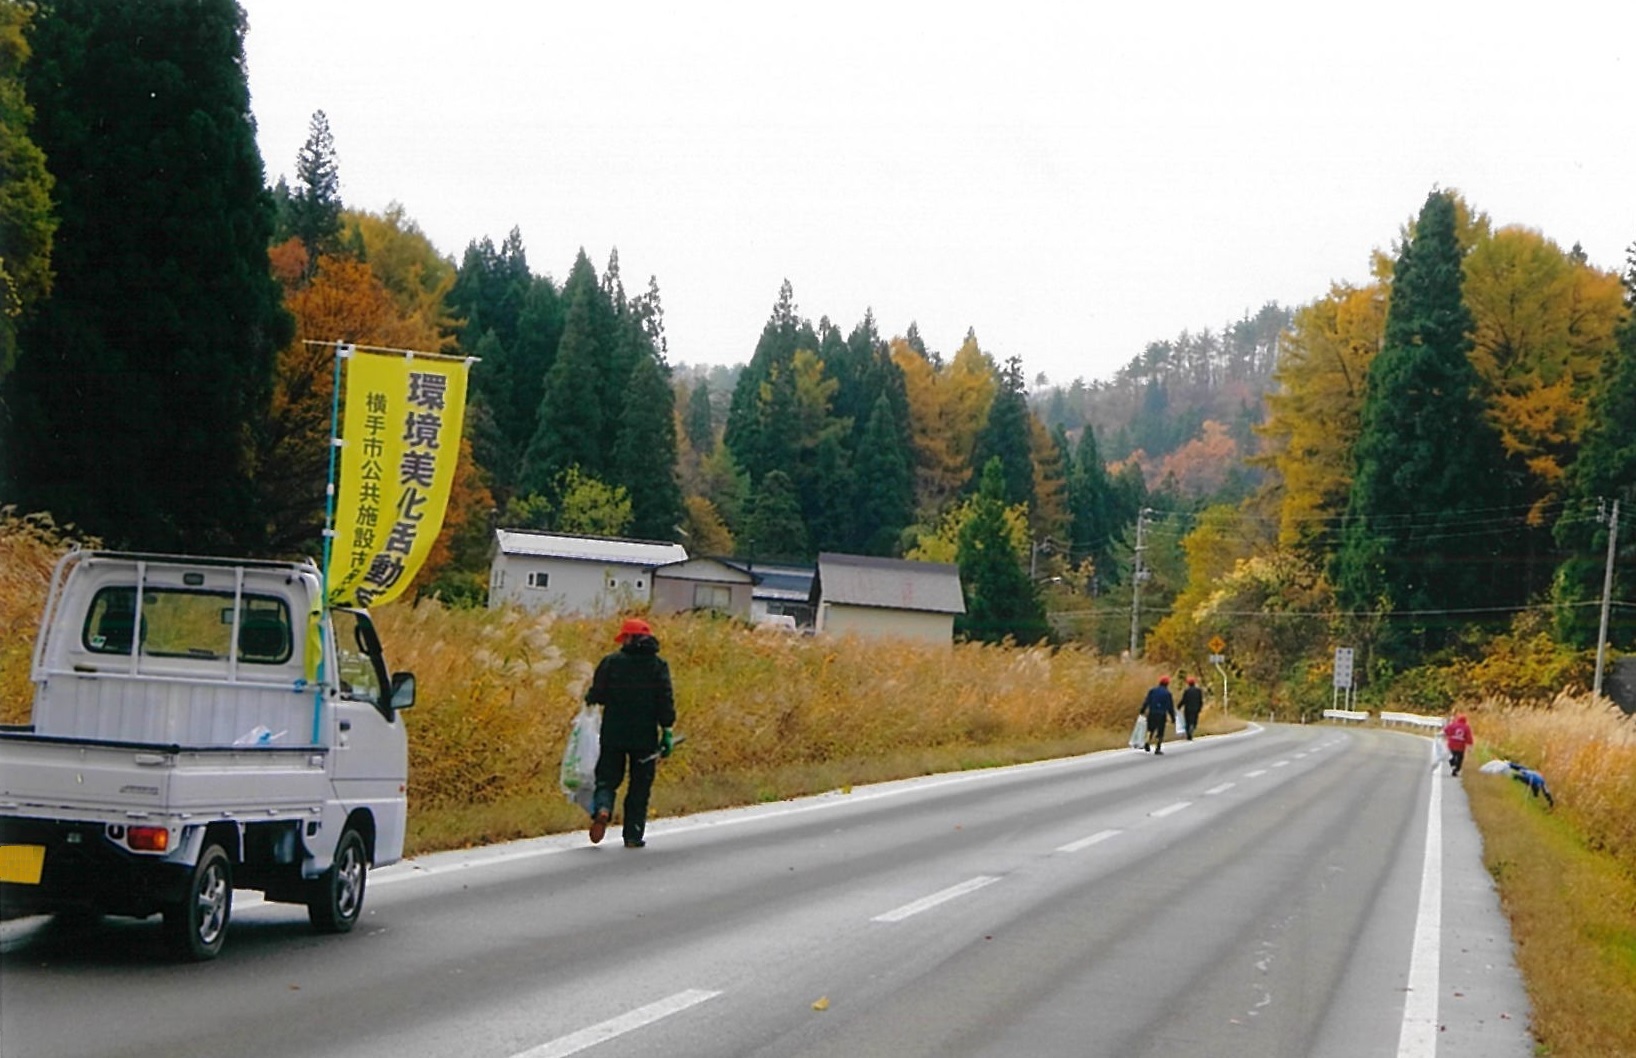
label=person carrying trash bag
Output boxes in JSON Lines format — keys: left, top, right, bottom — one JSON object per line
{"left": 1441, "top": 713, "right": 1474, "bottom": 777}
{"left": 1140, "top": 675, "right": 1177, "bottom": 754}
{"left": 585, "top": 617, "right": 676, "bottom": 848}
{"left": 1178, "top": 675, "right": 1204, "bottom": 740}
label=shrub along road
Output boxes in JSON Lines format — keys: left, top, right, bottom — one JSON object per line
{"left": 0, "top": 725, "right": 1532, "bottom": 1058}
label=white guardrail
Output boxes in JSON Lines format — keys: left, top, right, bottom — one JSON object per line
{"left": 1378, "top": 711, "right": 1446, "bottom": 730}
{"left": 1320, "top": 709, "right": 1445, "bottom": 730}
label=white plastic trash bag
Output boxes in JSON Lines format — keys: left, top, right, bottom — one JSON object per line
{"left": 559, "top": 703, "right": 601, "bottom": 813}
{"left": 1129, "top": 714, "right": 1148, "bottom": 750}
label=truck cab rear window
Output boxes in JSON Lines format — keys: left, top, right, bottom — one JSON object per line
{"left": 84, "top": 588, "right": 293, "bottom": 664}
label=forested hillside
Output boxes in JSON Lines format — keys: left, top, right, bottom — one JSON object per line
{"left": 1, "top": 0, "right": 1631, "bottom": 703}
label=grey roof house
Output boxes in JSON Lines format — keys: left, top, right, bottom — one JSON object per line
{"left": 488, "top": 530, "right": 687, "bottom": 616}
{"left": 809, "top": 553, "right": 966, "bottom": 644}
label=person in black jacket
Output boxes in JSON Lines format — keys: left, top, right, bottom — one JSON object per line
{"left": 1140, "top": 676, "right": 1176, "bottom": 754}
{"left": 1179, "top": 676, "right": 1204, "bottom": 740}
{"left": 585, "top": 617, "right": 676, "bottom": 848}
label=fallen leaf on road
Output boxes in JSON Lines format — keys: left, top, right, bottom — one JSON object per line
{"left": 812, "top": 996, "right": 830, "bottom": 1011}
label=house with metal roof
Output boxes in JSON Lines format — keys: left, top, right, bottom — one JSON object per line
{"left": 488, "top": 529, "right": 687, "bottom": 616}
{"left": 652, "top": 557, "right": 756, "bottom": 619}
{"left": 809, "top": 552, "right": 966, "bottom": 644}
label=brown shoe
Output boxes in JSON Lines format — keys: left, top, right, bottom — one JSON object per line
{"left": 589, "top": 809, "right": 609, "bottom": 844}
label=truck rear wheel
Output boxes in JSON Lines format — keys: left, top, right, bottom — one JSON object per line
{"left": 307, "top": 828, "right": 367, "bottom": 934}
{"left": 163, "top": 843, "right": 232, "bottom": 961}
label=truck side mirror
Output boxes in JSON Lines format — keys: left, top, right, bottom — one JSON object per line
{"left": 389, "top": 672, "right": 416, "bottom": 711}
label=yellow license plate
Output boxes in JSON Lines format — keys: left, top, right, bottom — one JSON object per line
{"left": 0, "top": 844, "right": 46, "bottom": 885}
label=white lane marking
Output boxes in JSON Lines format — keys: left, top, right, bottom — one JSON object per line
{"left": 1204, "top": 782, "right": 1235, "bottom": 796}
{"left": 1272, "top": 760, "right": 1291, "bottom": 768}
{"left": 1150, "top": 801, "right": 1192, "bottom": 819}
{"left": 513, "top": 989, "right": 721, "bottom": 1058}
{"left": 1396, "top": 748, "right": 1444, "bottom": 1057}
{"left": 1245, "top": 769, "right": 1269, "bottom": 778}
{"left": 377, "top": 726, "right": 1275, "bottom": 888}
{"left": 1057, "top": 828, "right": 1122, "bottom": 853}
{"left": 873, "top": 876, "right": 1001, "bottom": 923}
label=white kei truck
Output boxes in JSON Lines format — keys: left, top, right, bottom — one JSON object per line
{"left": 0, "top": 549, "right": 416, "bottom": 960}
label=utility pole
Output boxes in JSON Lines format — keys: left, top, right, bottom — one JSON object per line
{"left": 1593, "top": 498, "right": 1621, "bottom": 700}
{"left": 1129, "top": 508, "right": 1149, "bottom": 658}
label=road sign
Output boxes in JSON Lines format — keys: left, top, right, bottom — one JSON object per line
{"left": 1333, "top": 647, "right": 1355, "bottom": 690}
{"left": 1208, "top": 635, "right": 1226, "bottom": 654}
{"left": 1208, "top": 654, "right": 1225, "bottom": 665}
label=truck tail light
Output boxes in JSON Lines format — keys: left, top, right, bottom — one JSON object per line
{"left": 128, "top": 826, "right": 169, "bottom": 852}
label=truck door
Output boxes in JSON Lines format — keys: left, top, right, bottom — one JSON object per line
{"left": 327, "top": 610, "right": 408, "bottom": 797}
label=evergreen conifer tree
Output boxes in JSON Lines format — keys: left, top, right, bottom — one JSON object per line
{"left": 957, "top": 459, "right": 1049, "bottom": 644}
{"left": 852, "top": 392, "right": 914, "bottom": 555}
{"left": 744, "top": 469, "right": 807, "bottom": 559}
{"left": 971, "top": 355, "right": 1036, "bottom": 509}
{"left": 1333, "top": 189, "right": 1516, "bottom": 658}
{"left": 1068, "top": 424, "right": 1115, "bottom": 576}
{"left": 6, "top": 0, "right": 292, "bottom": 550}
{"left": 288, "top": 110, "right": 342, "bottom": 269}
{"left": 520, "top": 282, "right": 603, "bottom": 496}
{"left": 612, "top": 349, "right": 684, "bottom": 541}
{"left": 685, "top": 379, "right": 715, "bottom": 455}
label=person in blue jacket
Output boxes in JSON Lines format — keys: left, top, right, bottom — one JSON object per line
{"left": 1140, "top": 676, "right": 1177, "bottom": 754}
{"left": 585, "top": 617, "right": 676, "bottom": 848}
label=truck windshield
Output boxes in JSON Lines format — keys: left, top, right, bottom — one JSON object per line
{"left": 84, "top": 587, "right": 294, "bottom": 664}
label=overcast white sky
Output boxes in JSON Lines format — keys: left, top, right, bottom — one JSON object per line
{"left": 240, "top": 1, "right": 1633, "bottom": 385}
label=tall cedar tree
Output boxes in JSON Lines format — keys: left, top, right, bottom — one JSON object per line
{"left": 725, "top": 279, "right": 816, "bottom": 484}
{"left": 288, "top": 110, "right": 342, "bottom": 269}
{"left": 1333, "top": 190, "right": 1515, "bottom": 658}
{"left": 1068, "top": 424, "right": 1115, "bottom": 575}
{"left": 684, "top": 379, "right": 715, "bottom": 455}
{"left": 0, "top": 0, "right": 55, "bottom": 389}
{"left": 744, "top": 468, "right": 807, "bottom": 560}
{"left": 450, "top": 229, "right": 539, "bottom": 497}
{"left": 6, "top": 0, "right": 292, "bottom": 551}
{"left": 1552, "top": 245, "right": 1636, "bottom": 647}
{"left": 852, "top": 391, "right": 914, "bottom": 555}
{"left": 612, "top": 342, "right": 683, "bottom": 540}
{"left": 521, "top": 280, "right": 603, "bottom": 495}
{"left": 957, "top": 458, "right": 1049, "bottom": 644}
{"left": 971, "top": 355, "right": 1036, "bottom": 509}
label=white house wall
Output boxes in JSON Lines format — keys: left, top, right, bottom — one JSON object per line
{"left": 490, "top": 554, "right": 655, "bottom": 616}
{"left": 818, "top": 603, "right": 953, "bottom": 644}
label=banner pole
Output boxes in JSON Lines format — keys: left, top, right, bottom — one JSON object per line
{"left": 313, "top": 342, "right": 351, "bottom": 745}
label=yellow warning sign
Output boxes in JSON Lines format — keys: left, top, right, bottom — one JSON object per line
{"left": 1208, "top": 636, "right": 1226, "bottom": 654}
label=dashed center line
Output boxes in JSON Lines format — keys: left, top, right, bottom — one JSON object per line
{"left": 513, "top": 989, "right": 722, "bottom": 1058}
{"left": 1272, "top": 760, "right": 1291, "bottom": 768}
{"left": 1057, "top": 828, "right": 1122, "bottom": 853}
{"left": 1150, "top": 801, "right": 1192, "bottom": 819}
{"left": 1245, "top": 769, "right": 1268, "bottom": 778}
{"left": 873, "top": 875, "right": 1001, "bottom": 923}
{"left": 1204, "top": 782, "right": 1235, "bottom": 796}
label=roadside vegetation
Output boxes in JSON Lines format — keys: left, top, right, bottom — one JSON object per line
{"left": 1463, "top": 696, "right": 1636, "bottom": 1057}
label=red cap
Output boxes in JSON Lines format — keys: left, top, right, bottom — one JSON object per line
{"left": 615, "top": 617, "right": 653, "bottom": 643}
{"left": 1158, "top": 676, "right": 1170, "bottom": 685}
{"left": 1186, "top": 676, "right": 1196, "bottom": 685}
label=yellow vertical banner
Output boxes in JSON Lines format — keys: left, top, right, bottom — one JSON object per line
{"left": 328, "top": 350, "right": 469, "bottom": 608}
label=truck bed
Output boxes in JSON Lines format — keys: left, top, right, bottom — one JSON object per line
{"left": 0, "top": 730, "right": 330, "bottom": 821}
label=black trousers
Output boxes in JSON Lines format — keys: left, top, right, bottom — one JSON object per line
{"left": 1146, "top": 712, "right": 1168, "bottom": 749}
{"left": 594, "top": 747, "right": 658, "bottom": 843}
{"left": 1183, "top": 708, "right": 1200, "bottom": 739}
{"left": 1449, "top": 748, "right": 1465, "bottom": 775}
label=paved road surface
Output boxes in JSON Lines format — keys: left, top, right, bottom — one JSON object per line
{"left": 0, "top": 724, "right": 1533, "bottom": 1058}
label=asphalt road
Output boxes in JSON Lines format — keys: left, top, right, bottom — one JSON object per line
{"left": 0, "top": 723, "right": 1534, "bottom": 1058}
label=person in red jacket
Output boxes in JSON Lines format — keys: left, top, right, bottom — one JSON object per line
{"left": 1442, "top": 713, "right": 1474, "bottom": 777}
